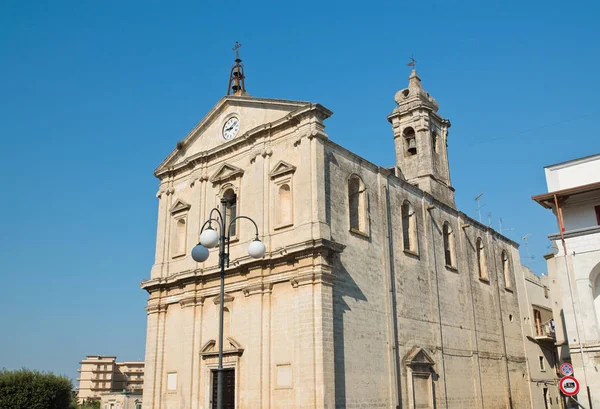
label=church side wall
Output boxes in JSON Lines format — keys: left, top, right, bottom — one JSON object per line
{"left": 324, "top": 142, "right": 530, "bottom": 409}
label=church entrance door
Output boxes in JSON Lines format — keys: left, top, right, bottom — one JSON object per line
{"left": 211, "top": 369, "right": 235, "bottom": 409}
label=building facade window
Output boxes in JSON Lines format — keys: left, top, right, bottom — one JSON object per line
{"left": 502, "top": 250, "right": 511, "bottom": 289}
{"left": 222, "top": 188, "right": 237, "bottom": 236}
{"left": 442, "top": 222, "right": 455, "bottom": 268}
{"left": 402, "top": 201, "right": 418, "bottom": 254}
{"left": 167, "top": 372, "right": 177, "bottom": 392}
{"left": 348, "top": 175, "right": 366, "bottom": 234}
{"left": 476, "top": 238, "right": 487, "bottom": 280}
{"left": 277, "top": 183, "right": 292, "bottom": 226}
{"left": 595, "top": 205, "right": 600, "bottom": 225}
{"left": 403, "top": 127, "right": 417, "bottom": 156}
{"left": 539, "top": 356, "right": 545, "bottom": 371}
{"left": 534, "top": 309, "right": 543, "bottom": 336}
{"left": 171, "top": 218, "right": 187, "bottom": 257}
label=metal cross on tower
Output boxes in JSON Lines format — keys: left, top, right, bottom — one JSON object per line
{"left": 232, "top": 41, "right": 242, "bottom": 60}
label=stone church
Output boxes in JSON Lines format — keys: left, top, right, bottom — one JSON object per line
{"left": 141, "top": 52, "right": 532, "bottom": 409}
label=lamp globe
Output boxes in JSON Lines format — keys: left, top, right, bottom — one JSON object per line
{"left": 200, "top": 228, "right": 219, "bottom": 248}
{"left": 191, "top": 244, "right": 210, "bottom": 262}
{"left": 248, "top": 239, "right": 266, "bottom": 259}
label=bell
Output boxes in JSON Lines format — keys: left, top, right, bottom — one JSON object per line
{"left": 407, "top": 138, "right": 417, "bottom": 155}
{"left": 232, "top": 66, "right": 241, "bottom": 77}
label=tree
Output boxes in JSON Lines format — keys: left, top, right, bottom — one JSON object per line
{"left": 0, "top": 368, "right": 75, "bottom": 409}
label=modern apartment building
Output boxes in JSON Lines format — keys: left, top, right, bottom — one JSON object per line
{"left": 77, "top": 355, "right": 144, "bottom": 403}
{"left": 533, "top": 153, "right": 600, "bottom": 408}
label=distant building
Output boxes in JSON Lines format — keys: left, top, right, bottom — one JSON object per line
{"left": 533, "top": 153, "right": 600, "bottom": 408}
{"left": 100, "top": 391, "right": 143, "bottom": 409}
{"left": 516, "top": 265, "right": 561, "bottom": 408}
{"left": 76, "top": 355, "right": 144, "bottom": 403}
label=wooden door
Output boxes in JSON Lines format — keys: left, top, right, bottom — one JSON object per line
{"left": 212, "top": 369, "right": 235, "bottom": 409}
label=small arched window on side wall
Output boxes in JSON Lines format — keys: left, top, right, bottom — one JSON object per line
{"left": 476, "top": 237, "right": 488, "bottom": 280}
{"left": 402, "top": 200, "right": 418, "bottom": 254}
{"left": 403, "top": 127, "right": 417, "bottom": 156}
{"left": 443, "top": 222, "right": 455, "bottom": 268}
{"left": 348, "top": 175, "right": 366, "bottom": 234}
{"left": 432, "top": 131, "right": 438, "bottom": 154}
{"left": 222, "top": 188, "right": 237, "bottom": 236}
{"left": 277, "top": 183, "right": 292, "bottom": 227}
{"left": 502, "top": 250, "right": 512, "bottom": 289}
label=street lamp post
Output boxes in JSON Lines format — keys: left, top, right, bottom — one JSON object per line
{"left": 191, "top": 200, "right": 266, "bottom": 409}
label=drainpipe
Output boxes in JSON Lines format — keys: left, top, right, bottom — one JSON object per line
{"left": 553, "top": 194, "right": 593, "bottom": 409}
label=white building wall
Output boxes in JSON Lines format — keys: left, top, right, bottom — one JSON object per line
{"left": 540, "top": 153, "right": 600, "bottom": 408}
{"left": 545, "top": 154, "right": 600, "bottom": 191}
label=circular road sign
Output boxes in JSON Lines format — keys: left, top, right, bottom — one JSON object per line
{"left": 559, "top": 376, "right": 579, "bottom": 396}
{"left": 560, "top": 362, "right": 574, "bottom": 377}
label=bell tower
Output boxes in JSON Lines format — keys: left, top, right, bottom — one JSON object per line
{"left": 387, "top": 68, "right": 455, "bottom": 207}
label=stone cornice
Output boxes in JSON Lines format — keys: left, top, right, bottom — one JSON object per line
{"left": 140, "top": 238, "right": 345, "bottom": 293}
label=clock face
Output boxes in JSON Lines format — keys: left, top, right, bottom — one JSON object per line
{"left": 222, "top": 117, "right": 240, "bottom": 140}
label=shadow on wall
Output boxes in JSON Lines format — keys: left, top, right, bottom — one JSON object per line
{"left": 333, "top": 262, "right": 367, "bottom": 409}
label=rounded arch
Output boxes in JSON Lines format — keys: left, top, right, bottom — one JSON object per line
{"left": 501, "top": 250, "right": 511, "bottom": 288}
{"left": 402, "top": 200, "right": 418, "bottom": 253}
{"left": 348, "top": 174, "right": 366, "bottom": 233}
{"left": 442, "top": 221, "right": 455, "bottom": 267}
{"left": 591, "top": 262, "right": 600, "bottom": 330}
{"left": 476, "top": 237, "right": 487, "bottom": 280}
{"left": 403, "top": 127, "right": 417, "bottom": 156}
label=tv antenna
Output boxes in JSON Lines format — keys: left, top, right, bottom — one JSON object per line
{"left": 498, "top": 218, "right": 514, "bottom": 235}
{"left": 521, "top": 233, "right": 535, "bottom": 266}
{"left": 487, "top": 212, "right": 492, "bottom": 227}
{"left": 475, "top": 193, "right": 484, "bottom": 223}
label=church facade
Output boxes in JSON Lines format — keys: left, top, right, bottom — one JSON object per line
{"left": 141, "top": 58, "right": 531, "bottom": 409}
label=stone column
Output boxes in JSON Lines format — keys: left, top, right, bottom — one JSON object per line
{"left": 291, "top": 264, "right": 336, "bottom": 409}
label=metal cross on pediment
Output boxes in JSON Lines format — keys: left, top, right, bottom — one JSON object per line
{"left": 232, "top": 41, "right": 242, "bottom": 59}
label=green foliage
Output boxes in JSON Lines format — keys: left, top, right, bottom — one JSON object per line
{"left": 78, "top": 399, "right": 100, "bottom": 409}
{"left": 0, "top": 368, "right": 74, "bottom": 409}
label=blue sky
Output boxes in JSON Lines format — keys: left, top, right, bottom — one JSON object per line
{"left": 1, "top": 0, "right": 599, "bottom": 384}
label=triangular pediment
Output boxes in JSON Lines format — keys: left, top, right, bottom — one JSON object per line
{"left": 210, "top": 164, "right": 244, "bottom": 185}
{"left": 269, "top": 160, "right": 296, "bottom": 179}
{"left": 155, "top": 96, "right": 318, "bottom": 177}
{"left": 404, "top": 347, "right": 435, "bottom": 367}
{"left": 169, "top": 199, "right": 191, "bottom": 214}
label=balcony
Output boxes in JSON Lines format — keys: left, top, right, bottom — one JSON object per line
{"left": 534, "top": 319, "right": 556, "bottom": 342}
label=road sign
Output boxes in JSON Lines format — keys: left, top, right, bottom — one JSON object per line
{"left": 560, "top": 362, "right": 574, "bottom": 376}
{"left": 559, "top": 376, "right": 579, "bottom": 396}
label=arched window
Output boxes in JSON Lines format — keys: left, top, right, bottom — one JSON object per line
{"left": 402, "top": 201, "right": 418, "bottom": 253}
{"left": 476, "top": 238, "right": 487, "bottom": 280}
{"left": 403, "top": 127, "right": 417, "bottom": 156}
{"left": 222, "top": 188, "right": 237, "bottom": 236}
{"left": 502, "top": 251, "right": 511, "bottom": 289}
{"left": 432, "top": 131, "right": 438, "bottom": 153}
{"left": 348, "top": 176, "right": 366, "bottom": 233}
{"left": 172, "top": 218, "right": 187, "bottom": 257}
{"left": 277, "top": 184, "right": 292, "bottom": 226}
{"left": 443, "top": 222, "right": 455, "bottom": 268}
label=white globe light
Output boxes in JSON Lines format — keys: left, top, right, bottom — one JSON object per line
{"left": 247, "top": 239, "right": 266, "bottom": 259}
{"left": 191, "top": 244, "right": 210, "bottom": 262}
{"left": 200, "top": 228, "right": 219, "bottom": 248}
